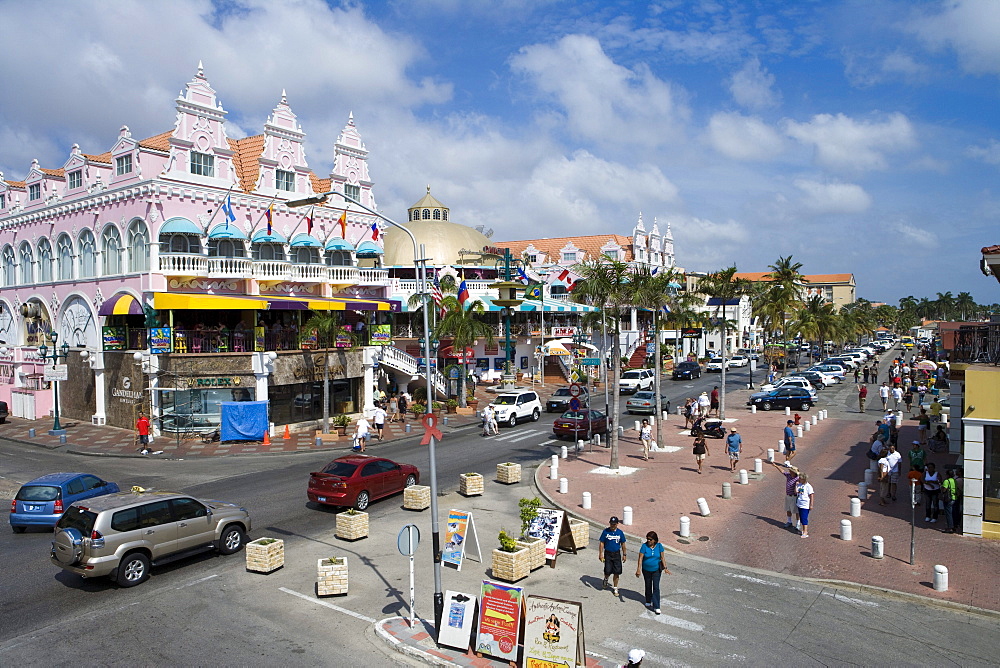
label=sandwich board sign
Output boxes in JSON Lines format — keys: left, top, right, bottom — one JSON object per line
{"left": 523, "top": 595, "right": 586, "bottom": 667}
{"left": 438, "top": 590, "right": 477, "bottom": 652}
{"left": 527, "top": 508, "right": 569, "bottom": 562}
{"left": 475, "top": 580, "right": 524, "bottom": 662}
{"left": 442, "top": 509, "right": 481, "bottom": 570}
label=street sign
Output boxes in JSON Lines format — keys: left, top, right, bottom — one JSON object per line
{"left": 44, "top": 364, "right": 68, "bottom": 381}
{"left": 567, "top": 383, "right": 583, "bottom": 397}
{"left": 397, "top": 523, "right": 420, "bottom": 556}
{"left": 569, "top": 397, "right": 581, "bottom": 411}
{"left": 581, "top": 358, "right": 601, "bottom": 366}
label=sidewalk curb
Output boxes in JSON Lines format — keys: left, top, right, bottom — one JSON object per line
{"left": 374, "top": 617, "right": 453, "bottom": 667}
{"left": 530, "top": 455, "right": 1000, "bottom": 620}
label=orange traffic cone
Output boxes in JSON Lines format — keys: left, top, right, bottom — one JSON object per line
{"left": 283, "top": 424, "right": 291, "bottom": 440}
{"left": 263, "top": 430, "right": 271, "bottom": 446}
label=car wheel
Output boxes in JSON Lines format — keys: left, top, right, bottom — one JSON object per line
{"left": 405, "top": 474, "right": 417, "bottom": 487}
{"left": 12, "top": 526, "right": 25, "bottom": 534}
{"left": 531, "top": 408, "right": 540, "bottom": 422}
{"left": 761, "top": 402, "right": 773, "bottom": 411}
{"left": 508, "top": 414, "right": 517, "bottom": 427}
{"left": 354, "top": 490, "right": 370, "bottom": 511}
{"left": 116, "top": 552, "right": 151, "bottom": 587}
{"left": 800, "top": 402, "right": 811, "bottom": 411}
{"left": 218, "top": 524, "right": 246, "bottom": 555}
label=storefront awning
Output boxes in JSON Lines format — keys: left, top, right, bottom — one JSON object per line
{"left": 154, "top": 292, "right": 401, "bottom": 312}
{"left": 99, "top": 292, "right": 144, "bottom": 316}
{"left": 208, "top": 225, "right": 248, "bottom": 240}
{"left": 252, "top": 229, "right": 287, "bottom": 243}
{"left": 153, "top": 293, "right": 273, "bottom": 310}
{"left": 160, "top": 217, "right": 202, "bottom": 235}
{"left": 458, "top": 296, "right": 599, "bottom": 313}
{"left": 263, "top": 294, "right": 401, "bottom": 312}
{"left": 290, "top": 233, "right": 322, "bottom": 247}
{"left": 325, "top": 238, "right": 355, "bottom": 251}
{"left": 355, "top": 241, "right": 384, "bottom": 257}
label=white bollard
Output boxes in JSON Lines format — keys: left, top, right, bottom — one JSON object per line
{"left": 858, "top": 481, "right": 868, "bottom": 500}
{"left": 751, "top": 405, "right": 757, "bottom": 414}
{"left": 767, "top": 448, "right": 775, "bottom": 461}
{"left": 897, "top": 411, "right": 904, "bottom": 424}
{"left": 864, "top": 469, "right": 874, "bottom": 486}
{"left": 634, "top": 420, "right": 641, "bottom": 432}
{"left": 679, "top": 516, "right": 691, "bottom": 538}
{"left": 811, "top": 415, "right": 818, "bottom": 425}
{"left": 559, "top": 477, "right": 568, "bottom": 494}
{"left": 840, "top": 519, "right": 853, "bottom": 541}
{"left": 800, "top": 424, "right": 807, "bottom": 435}
{"left": 662, "top": 411, "right": 669, "bottom": 421}
{"left": 722, "top": 482, "right": 732, "bottom": 499}
{"left": 754, "top": 458, "right": 763, "bottom": 474}
{"left": 850, "top": 497, "right": 862, "bottom": 517}
{"left": 577, "top": 439, "right": 585, "bottom": 453}
{"left": 623, "top": 506, "right": 633, "bottom": 525}
{"left": 561, "top": 445, "right": 568, "bottom": 459}
{"left": 785, "top": 406, "right": 791, "bottom": 416}
{"left": 677, "top": 406, "right": 683, "bottom": 416}
{"left": 823, "top": 410, "right": 829, "bottom": 419}
{"left": 871, "top": 535, "right": 884, "bottom": 559}
{"left": 582, "top": 491, "right": 592, "bottom": 509}
{"left": 933, "top": 565, "right": 949, "bottom": 592}
{"left": 697, "top": 497, "right": 711, "bottom": 516}
{"left": 618, "top": 426, "right": 625, "bottom": 437}
{"left": 550, "top": 455, "right": 559, "bottom": 480}
{"left": 593, "top": 434, "right": 601, "bottom": 447}
{"left": 869, "top": 458, "right": 879, "bottom": 473}
{"left": 739, "top": 469, "right": 749, "bottom": 485}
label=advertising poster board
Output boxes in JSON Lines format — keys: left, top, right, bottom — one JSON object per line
{"left": 370, "top": 324, "right": 391, "bottom": 345}
{"left": 438, "top": 590, "right": 477, "bottom": 652}
{"left": 254, "top": 326, "right": 265, "bottom": 352}
{"left": 102, "top": 326, "right": 126, "bottom": 351}
{"left": 523, "top": 596, "right": 585, "bottom": 668}
{"left": 527, "top": 508, "right": 566, "bottom": 560}
{"left": 442, "top": 510, "right": 470, "bottom": 570}
{"left": 149, "top": 327, "right": 172, "bottom": 354}
{"left": 335, "top": 326, "right": 353, "bottom": 348}
{"left": 475, "top": 580, "right": 523, "bottom": 662}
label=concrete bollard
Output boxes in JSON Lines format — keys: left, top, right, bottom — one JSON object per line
{"left": 577, "top": 439, "right": 585, "bottom": 453}
{"left": 634, "top": 420, "right": 641, "bottom": 432}
{"left": 864, "top": 469, "right": 874, "bottom": 486}
{"left": 582, "top": 492, "right": 592, "bottom": 509}
{"left": 871, "top": 535, "right": 884, "bottom": 559}
{"left": 697, "top": 497, "right": 711, "bottom": 516}
{"left": 767, "top": 448, "right": 775, "bottom": 461}
{"left": 550, "top": 455, "right": 559, "bottom": 480}
{"left": 778, "top": 440, "right": 785, "bottom": 453}
{"left": 785, "top": 406, "right": 791, "bottom": 416}
{"left": 404, "top": 423, "right": 412, "bottom": 433}
{"left": 869, "top": 458, "right": 878, "bottom": 473}
{"left": 840, "top": 519, "right": 853, "bottom": 541}
{"left": 754, "top": 458, "right": 763, "bottom": 474}
{"left": 442, "top": 416, "right": 449, "bottom": 426}
{"left": 59, "top": 435, "right": 67, "bottom": 444}
{"left": 859, "top": 481, "right": 868, "bottom": 500}
{"left": 662, "top": 411, "right": 669, "bottom": 421}
{"left": 722, "top": 482, "right": 732, "bottom": 499}
{"left": 623, "top": 506, "right": 633, "bottom": 525}
{"left": 593, "top": 434, "right": 601, "bottom": 447}
{"left": 679, "top": 516, "right": 691, "bottom": 538}
{"left": 739, "top": 469, "right": 749, "bottom": 485}
{"left": 677, "top": 406, "right": 683, "bottom": 416}
{"left": 850, "top": 497, "right": 862, "bottom": 517}
{"left": 811, "top": 415, "right": 818, "bottom": 426}
{"left": 823, "top": 410, "right": 829, "bottom": 419}
{"left": 751, "top": 405, "right": 757, "bottom": 414}
{"left": 897, "top": 411, "right": 904, "bottom": 424}
{"left": 28, "top": 428, "right": 36, "bottom": 438}
{"left": 618, "top": 426, "right": 624, "bottom": 437}
{"left": 561, "top": 445, "right": 568, "bottom": 459}
{"left": 800, "top": 424, "right": 807, "bottom": 435}
{"left": 934, "top": 565, "right": 949, "bottom": 592}
{"left": 559, "top": 477, "right": 568, "bottom": 494}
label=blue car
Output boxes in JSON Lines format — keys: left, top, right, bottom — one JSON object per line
{"left": 10, "top": 472, "right": 120, "bottom": 533}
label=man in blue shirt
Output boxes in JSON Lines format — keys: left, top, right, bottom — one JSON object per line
{"left": 784, "top": 420, "right": 796, "bottom": 462}
{"left": 726, "top": 428, "right": 743, "bottom": 472}
{"left": 599, "top": 516, "right": 627, "bottom": 596}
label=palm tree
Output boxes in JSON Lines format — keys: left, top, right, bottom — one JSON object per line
{"left": 934, "top": 291, "right": 955, "bottom": 320}
{"left": 300, "top": 311, "right": 346, "bottom": 433}
{"left": 432, "top": 295, "right": 495, "bottom": 408}
{"left": 788, "top": 296, "right": 837, "bottom": 359}
{"left": 955, "top": 292, "right": 976, "bottom": 321}
{"left": 571, "top": 258, "right": 635, "bottom": 470}
{"left": 696, "top": 266, "right": 751, "bottom": 419}
{"left": 755, "top": 256, "right": 805, "bottom": 370}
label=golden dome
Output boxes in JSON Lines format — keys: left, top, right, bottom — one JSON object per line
{"left": 384, "top": 187, "right": 496, "bottom": 266}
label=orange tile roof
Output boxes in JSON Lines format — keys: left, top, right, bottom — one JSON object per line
{"left": 83, "top": 152, "right": 112, "bottom": 164}
{"left": 40, "top": 168, "right": 65, "bottom": 178}
{"left": 982, "top": 245, "right": 1000, "bottom": 255}
{"left": 138, "top": 131, "right": 172, "bottom": 153}
{"left": 734, "top": 272, "right": 854, "bottom": 284}
{"left": 228, "top": 135, "right": 265, "bottom": 193}
{"left": 4, "top": 180, "right": 25, "bottom": 189}
{"left": 309, "top": 173, "right": 331, "bottom": 197}
{"left": 494, "top": 234, "right": 634, "bottom": 263}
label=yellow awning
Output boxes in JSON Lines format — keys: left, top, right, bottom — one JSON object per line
{"left": 153, "top": 293, "right": 270, "bottom": 310}
{"left": 264, "top": 295, "right": 394, "bottom": 311}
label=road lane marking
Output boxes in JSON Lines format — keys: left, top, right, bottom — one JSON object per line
{"left": 660, "top": 599, "right": 705, "bottom": 614}
{"left": 601, "top": 638, "right": 690, "bottom": 667}
{"left": 279, "top": 587, "right": 376, "bottom": 623}
{"left": 642, "top": 611, "right": 738, "bottom": 640}
{"left": 176, "top": 574, "right": 218, "bottom": 589}
{"left": 509, "top": 431, "right": 545, "bottom": 442}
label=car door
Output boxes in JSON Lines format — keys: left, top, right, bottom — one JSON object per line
{"left": 170, "top": 497, "right": 214, "bottom": 552}
{"left": 360, "top": 461, "right": 388, "bottom": 499}
{"left": 64, "top": 476, "right": 87, "bottom": 506}
{"left": 136, "top": 500, "right": 179, "bottom": 558}
{"left": 376, "top": 460, "right": 404, "bottom": 497}
{"left": 776, "top": 388, "right": 795, "bottom": 407}
{"left": 589, "top": 410, "right": 607, "bottom": 433}
{"left": 78, "top": 474, "right": 111, "bottom": 502}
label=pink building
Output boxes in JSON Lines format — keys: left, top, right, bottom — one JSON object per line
{"left": 0, "top": 65, "right": 401, "bottom": 434}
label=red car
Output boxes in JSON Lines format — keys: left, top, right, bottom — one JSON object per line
{"left": 308, "top": 455, "right": 419, "bottom": 510}
{"left": 552, "top": 408, "right": 609, "bottom": 440}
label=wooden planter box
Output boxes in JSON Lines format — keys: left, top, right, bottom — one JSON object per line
{"left": 245, "top": 537, "right": 284, "bottom": 573}
{"left": 317, "top": 557, "right": 349, "bottom": 596}
{"left": 403, "top": 485, "right": 431, "bottom": 510}
{"left": 491, "top": 547, "right": 530, "bottom": 583}
{"left": 455, "top": 406, "right": 476, "bottom": 416}
{"left": 515, "top": 536, "right": 546, "bottom": 571}
{"left": 335, "top": 510, "right": 369, "bottom": 541}
{"left": 496, "top": 462, "right": 522, "bottom": 485}
{"left": 459, "top": 473, "right": 484, "bottom": 496}
{"left": 570, "top": 518, "right": 590, "bottom": 550}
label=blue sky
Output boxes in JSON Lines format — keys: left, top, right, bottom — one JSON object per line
{"left": 1, "top": 0, "right": 998, "bottom": 304}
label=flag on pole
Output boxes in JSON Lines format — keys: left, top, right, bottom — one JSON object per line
{"left": 265, "top": 203, "right": 273, "bottom": 235}
{"left": 306, "top": 207, "right": 314, "bottom": 235}
{"left": 430, "top": 274, "right": 443, "bottom": 308}
{"left": 516, "top": 266, "right": 530, "bottom": 285}
{"left": 370, "top": 221, "right": 380, "bottom": 241}
{"left": 551, "top": 267, "right": 581, "bottom": 291}
{"left": 457, "top": 280, "right": 470, "bottom": 306}
{"left": 337, "top": 211, "right": 347, "bottom": 238}
{"left": 222, "top": 194, "right": 236, "bottom": 229}
{"left": 525, "top": 283, "right": 543, "bottom": 299}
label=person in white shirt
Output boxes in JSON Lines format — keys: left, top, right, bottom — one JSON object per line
{"left": 885, "top": 443, "right": 903, "bottom": 501}
{"left": 697, "top": 392, "right": 711, "bottom": 418}
{"left": 354, "top": 416, "right": 371, "bottom": 452}
{"left": 795, "top": 474, "right": 814, "bottom": 538}
{"left": 372, "top": 405, "right": 387, "bottom": 441}
{"left": 878, "top": 383, "right": 891, "bottom": 411}
{"left": 877, "top": 448, "right": 891, "bottom": 506}
{"left": 891, "top": 385, "right": 903, "bottom": 409}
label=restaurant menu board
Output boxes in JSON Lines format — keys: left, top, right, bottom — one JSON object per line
{"left": 254, "top": 326, "right": 266, "bottom": 352}
{"left": 442, "top": 510, "right": 471, "bottom": 570}
{"left": 437, "top": 590, "right": 477, "bottom": 652}
{"left": 523, "top": 596, "right": 585, "bottom": 668}
{"left": 149, "top": 327, "right": 172, "bottom": 354}
{"left": 475, "top": 581, "right": 523, "bottom": 662}
{"left": 527, "top": 508, "right": 565, "bottom": 560}
{"left": 369, "top": 324, "right": 391, "bottom": 345}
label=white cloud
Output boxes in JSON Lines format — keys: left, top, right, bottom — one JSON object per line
{"left": 793, "top": 179, "right": 872, "bottom": 215}
{"left": 844, "top": 50, "right": 930, "bottom": 88}
{"left": 910, "top": 0, "right": 1000, "bottom": 76}
{"left": 728, "top": 58, "right": 780, "bottom": 110}
{"left": 706, "top": 112, "right": 785, "bottom": 161}
{"left": 966, "top": 139, "right": 1000, "bottom": 165}
{"left": 783, "top": 112, "right": 917, "bottom": 172}
{"left": 670, "top": 214, "right": 752, "bottom": 267}
{"left": 510, "top": 34, "right": 689, "bottom": 148}
{"left": 887, "top": 221, "right": 937, "bottom": 249}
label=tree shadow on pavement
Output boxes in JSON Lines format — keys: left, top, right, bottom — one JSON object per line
{"left": 826, "top": 439, "right": 874, "bottom": 483}
{"left": 740, "top": 511, "right": 791, "bottom": 531}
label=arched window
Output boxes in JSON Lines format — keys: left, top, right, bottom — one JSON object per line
{"left": 18, "top": 243, "right": 33, "bottom": 284}
{"left": 410, "top": 210, "right": 418, "bottom": 221}
{"left": 159, "top": 233, "right": 201, "bottom": 255}
{"left": 291, "top": 246, "right": 320, "bottom": 264}
{"left": 325, "top": 250, "right": 352, "bottom": 267}
{"left": 56, "top": 234, "right": 74, "bottom": 280}
{"left": 422, "top": 209, "right": 430, "bottom": 219}
{"left": 442, "top": 210, "right": 448, "bottom": 221}
{"left": 78, "top": 229, "right": 96, "bottom": 278}
{"left": 208, "top": 238, "right": 245, "bottom": 258}
{"left": 433, "top": 210, "right": 441, "bottom": 220}
{"left": 253, "top": 243, "right": 286, "bottom": 261}
{"left": 37, "top": 238, "right": 52, "bottom": 282}
{"left": 1, "top": 246, "right": 15, "bottom": 287}
{"left": 102, "top": 226, "right": 122, "bottom": 275}
{"left": 127, "top": 220, "right": 149, "bottom": 272}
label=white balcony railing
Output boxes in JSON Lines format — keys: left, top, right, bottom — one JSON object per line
{"left": 207, "top": 257, "right": 253, "bottom": 278}
{"left": 327, "top": 266, "right": 361, "bottom": 284}
{"left": 252, "top": 260, "right": 291, "bottom": 281}
{"left": 158, "top": 253, "right": 208, "bottom": 276}
{"left": 358, "top": 268, "right": 390, "bottom": 285}
{"left": 289, "top": 263, "right": 327, "bottom": 282}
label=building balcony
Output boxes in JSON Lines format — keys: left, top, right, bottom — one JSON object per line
{"left": 290, "top": 263, "right": 329, "bottom": 283}
{"left": 358, "top": 268, "right": 390, "bottom": 285}
{"left": 207, "top": 257, "right": 253, "bottom": 279}
{"left": 327, "top": 266, "right": 361, "bottom": 286}
{"left": 158, "top": 253, "right": 208, "bottom": 277}
{"left": 253, "top": 260, "right": 292, "bottom": 282}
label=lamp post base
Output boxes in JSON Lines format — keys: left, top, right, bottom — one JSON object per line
{"left": 499, "top": 374, "right": 517, "bottom": 391}
{"left": 48, "top": 429, "right": 67, "bottom": 436}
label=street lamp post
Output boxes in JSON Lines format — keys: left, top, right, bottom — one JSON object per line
{"left": 287, "top": 189, "right": 445, "bottom": 632}
{"left": 38, "top": 332, "right": 70, "bottom": 436}
{"left": 492, "top": 248, "right": 524, "bottom": 391}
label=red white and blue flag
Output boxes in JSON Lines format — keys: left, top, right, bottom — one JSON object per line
{"left": 458, "top": 280, "right": 470, "bottom": 306}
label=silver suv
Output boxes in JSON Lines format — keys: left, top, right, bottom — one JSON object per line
{"left": 490, "top": 390, "right": 542, "bottom": 427}
{"left": 50, "top": 490, "right": 251, "bottom": 587}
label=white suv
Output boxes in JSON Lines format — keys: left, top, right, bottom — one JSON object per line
{"left": 760, "top": 377, "right": 817, "bottom": 398}
{"left": 619, "top": 369, "right": 655, "bottom": 393}
{"left": 490, "top": 390, "right": 542, "bottom": 427}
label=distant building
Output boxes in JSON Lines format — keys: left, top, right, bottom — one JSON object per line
{"left": 731, "top": 272, "right": 856, "bottom": 309}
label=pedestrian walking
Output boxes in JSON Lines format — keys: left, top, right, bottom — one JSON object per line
{"left": 891, "top": 385, "right": 903, "bottom": 410}
{"left": 907, "top": 440, "right": 927, "bottom": 472}
{"left": 599, "top": 516, "right": 627, "bottom": 596}
{"left": 862, "top": 365, "right": 871, "bottom": 384}
{"left": 877, "top": 447, "right": 891, "bottom": 506}
{"left": 398, "top": 392, "right": 409, "bottom": 419}
{"left": 795, "top": 473, "right": 814, "bottom": 537}
{"left": 886, "top": 443, "right": 902, "bottom": 500}
{"left": 635, "top": 531, "right": 670, "bottom": 615}
{"left": 353, "top": 415, "right": 371, "bottom": 452}
{"left": 697, "top": 392, "right": 710, "bottom": 418}
{"left": 683, "top": 398, "right": 696, "bottom": 429}
{"left": 624, "top": 648, "right": 645, "bottom": 667}
{"left": 903, "top": 387, "right": 914, "bottom": 414}
{"left": 858, "top": 384, "right": 868, "bottom": 413}
{"left": 853, "top": 367, "right": 860, "bottom": 383}
{"left": 709, "top": 386, "right": 720, "bottom": 417}
{"left": 726, "top": 428, "right": 742, "bottom": 472}
{"left": 917, "top": 382, "right": 928, "bottom": 405}
{"left": 917, "top": 409, "right": 931, "bottom": 445}
{"left": 783, "top": 419, "right": 796, "bottom": 462}
{"left": 482, "top": 404, "right": 498, "bottom": 436}
{"left": 879, "top": 382, "right": 891, "bottom": 411}
{"left": 372, "top": 404, "right": 387, "bottom": 441}
{"left": 388, "top": 393, "right": 400, "bottom": 423}
{"left": 136, "top": 411, "right": 151, "bottom": 455}
{"left": 923, "top": 463, "right": 942, "bottom": 523}
{"left": 765, "top": 460, "right": 801, "bottom": 528}
{"left": 692, "top": 435, "right": 709, "bottom": 474}
{"left": 639, "top": 419, "right": 653, "bottom": 461}
{"left": 941, "top": 470, "right": 958, "bottom": 533}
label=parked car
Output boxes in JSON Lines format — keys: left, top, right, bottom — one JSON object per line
{"left": 50, "top": 490, "right": 250, "bottom": 587}
{"left": 705, "top": 358, "right": 725, "bottom": 372}
{"left": 728, "top": 354, "right": 750, "bottom": 368}
{"left": 490, "top": 390, "right": 543, "bottom": 426}
{"left": 759, "top": 377, "right": 817, "bottom": 398}
{"left": 794, "top": 371, "right": 837, "bottom": 388}
{"left": 737, "top": 348, "right": 760, "bottom": 361}
{"left": 618, "top": 369, "right": 655, "bottom": 393}
{"left": 625, "top": 391, "right": 671, "bottom": 415}
{"left": 11, "top": 473, "right": 120, "bottom": 533}
{"left": 809, "top": 364, "right": 846, "bottom": 380}
{"left": 552, "top": 409, "right": 609, "bottom": 440}
{"left": 672, "top": 361, "right": 702, "bottom": 380}
{"left": 546, "top": 386, "right": 590, "bottom": 413}
{"left": 0, "top": 400, "right": 7, "bottom": 423}
{"left": 309, "top": 454, "right": 419, "bottom": 510}
{"left": 746, "top": 387, "right": 815, "bottom": 411}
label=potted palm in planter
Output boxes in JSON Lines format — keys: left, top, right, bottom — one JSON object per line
{"left": 491, "top": 528, "right": 530, "bottom": 583}
{"left": 332, "top": 414, "right": 350, "bottom": 436}
{"left": 515, "top": 497, "right": 545, "bottom": 571}
{"left": 445, "top": 398, "right": 459, "bottom": 414}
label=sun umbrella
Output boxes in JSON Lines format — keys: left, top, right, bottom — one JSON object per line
{"left": 915, "top": 360, "right": 937, "bottom": 371}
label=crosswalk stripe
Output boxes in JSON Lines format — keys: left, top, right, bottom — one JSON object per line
{"left": 508, "top": 431, "right": 546, "bottom": 442}
{"left": 643, "top": 611, "right": 738, "bottom": 640}
{"left": 493, "top": 429, "right": 543, "bottom": 442}
{"left": 600, "top": 638, "right": 690, "bottom": 667}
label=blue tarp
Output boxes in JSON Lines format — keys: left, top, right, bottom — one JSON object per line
{"left": 220, "top": 401, "right": 269, "bottom": 442}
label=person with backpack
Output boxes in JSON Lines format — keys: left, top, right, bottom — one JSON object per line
{"left": 941, "top": 470, "right": 958, "bottom": 533}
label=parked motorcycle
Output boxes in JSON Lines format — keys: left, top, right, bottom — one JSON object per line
{"left": 690, "top": 417, "right": 725, "bottom": 439}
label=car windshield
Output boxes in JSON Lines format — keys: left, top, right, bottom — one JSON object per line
{"left": 55, "top": 506, "right": 97, "bottom": 534}
{"left": 632, "top": 392, "right": 654, "bottom": 399}
{"left": 679, "top": 363, "right": 696, "bottom": 369}
{"left": 559, "top": 412, "right": 586, "bottom": 420}
{"left": 16, "top": 485, "right": 60, "bottom": 501}
{"left": 321, "top": 461, "right": 359, "bottom": 477}
{"left": 621, "top": 371, "right": 642, "bottom": 379}
{"left": 494, "top": 396, "right": 517, "bottom": 405}
{"left": 552, "top": 389, "right": 571, "bottom": 397}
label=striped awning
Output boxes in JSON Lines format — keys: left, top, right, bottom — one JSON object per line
{"left": 468, "top": 297, "right": 599, "bottom": 313}
{"left": 99, "top": 293, "right": 144, "bottom": 316}
{"left": 263, "top": 294, "right": 401, "bottom": 312}
{"left": 355, "top": 241, "right": 384, "bottom": 257}
{"left": 153, "top": 292, "right": 400, "bottom": 312}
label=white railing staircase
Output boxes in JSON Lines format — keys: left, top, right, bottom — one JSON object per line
{"left": 379, "top": 346, "right": 448, "bottom": 398}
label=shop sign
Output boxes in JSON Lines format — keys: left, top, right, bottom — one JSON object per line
{"left": 552, "top": 327, "right": 574, "bottom": 337}
{"left": 369, "top": 324, "right": 391, "bottom": 346}
{"left": 43, "top": 364, "right": 68, "bottom": 381}
{"left": 526, "top": 508, "right": 566, "bottom": 560}
{"left": 681, "top": 327, "right": 703, "bottom": 339}
{"left": 102, "top": 326, "right": 126, "bottom": 351}
{"left": 335, "top": 326, "right": 353, "bottom": 348}
{"left": 192, "top": 377, "right": 244, "bottom": 387}
{"left": 149, "top": 327, "right": 172, "bottom": 354}
{"left": 475, "top": 581, "right": 524, "bottom": 662}
{"left": 523, "top": 596, "right": 585, "bottom": 668}
{"left": 254, "top": 326, "right": 265, "bottom": 352}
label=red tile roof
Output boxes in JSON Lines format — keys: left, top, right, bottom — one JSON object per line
{"left": 83, "top": 152, "right": 112, "bottom": 164}
{"left": 734, "top": 272, "right": 854, "bottom": 284}
{"left": 494, "top": 234, "right": 635, "bottom": 263}
{"left": 40, "top": 168, "right": 65, "bottom": 178}
{"left": 228, "top": 135, "right": 265, "bottom": 193}
{"left": 138, "top": 131, "right": 172, "bottom": 153}
{"left": 4, "top": 181, "right": 26, "bottom": 189}
{"left": 982, "top": 245, "right": 1000, "bottom": 255}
